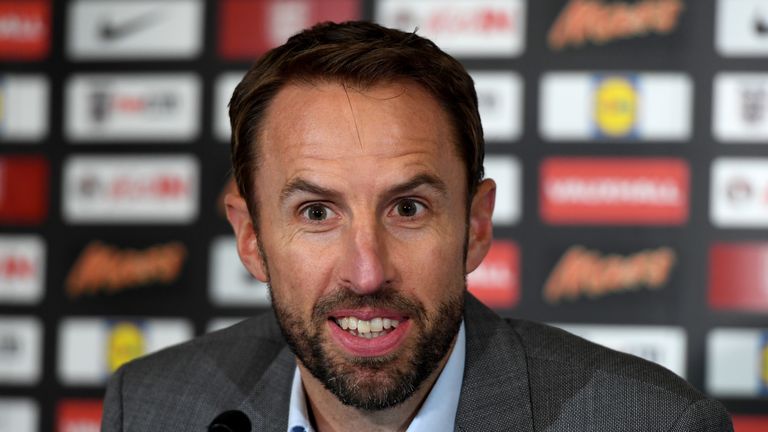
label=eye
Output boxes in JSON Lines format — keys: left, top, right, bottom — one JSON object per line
{"left": 394, "top": 199, "right": 425, "bottom": 218}
{"left": 301, "top": 204, "right": 336, "bottom": 221}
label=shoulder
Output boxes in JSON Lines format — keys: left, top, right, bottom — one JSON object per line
{"left": 102, "top": 311, "right": 289, "bottom": 430}
{"left": 505, "top": 319, "right": 732, "bottom": 431}
{"left": 120, "top": 311, "right": 286, "bottom": 385}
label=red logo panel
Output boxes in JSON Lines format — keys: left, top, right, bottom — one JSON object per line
{"left": 468, "top": 241, "right": 519, "bottom": 309}
{"left": 218, "top": 0, "right": 360, "bottom": 59}
{"left": 0, "top": 156, "right": 48, "bottom": 224}
{"left": 732, "top": 416, "right": 768, "bottom": 432}
{"left": 0, "top": 0, "right": 50, "bottom": 60}
{"left": 540, "top": 157, "right": 689, "bottom": 225}
{"left": 709, "top": 243, "right": 768, "bottom": 312}
{"left": 57, "top": 399, "right": 102, "bottom": 432}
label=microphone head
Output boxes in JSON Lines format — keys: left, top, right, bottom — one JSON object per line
{"left": 208, "top": 410, "right": 252, "bottom": 432}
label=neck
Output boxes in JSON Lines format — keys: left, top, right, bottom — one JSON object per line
{"left": 298, "top": 340, "right": 456, "bottom": 432}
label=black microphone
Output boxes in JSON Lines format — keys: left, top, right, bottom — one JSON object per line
{"left": 208, "top": 410, "right": 252, "bottom": 432}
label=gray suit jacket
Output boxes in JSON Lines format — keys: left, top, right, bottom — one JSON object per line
{"left": 102, "top": 294, "right": 733, "bottom": 431}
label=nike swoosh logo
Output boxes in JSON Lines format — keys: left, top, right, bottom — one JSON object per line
{"left": 99, "top": 9, "right": 163, "bottom": 41}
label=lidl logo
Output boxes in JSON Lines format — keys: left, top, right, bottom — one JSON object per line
{"left": 594, "top": 75, "right": 638, "bottom": 139}
{"left": 540, "top": 72, "right": 691, "bottom": 142}
{"left": 59, "top": 317, "right": 192, "bottom": 385}
{"left": 107, "top": 321, "right": 145, "bottom": 373}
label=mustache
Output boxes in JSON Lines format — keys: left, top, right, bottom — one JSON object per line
{"left": 313, "top": 287, "right": 426, "bottom": 323}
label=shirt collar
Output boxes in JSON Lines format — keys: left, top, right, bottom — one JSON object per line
{"left": 287, "top": 321, "right": 466, "bottom": 432}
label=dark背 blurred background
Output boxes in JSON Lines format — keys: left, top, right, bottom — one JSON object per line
{"left": 1, "top": 0, "right": 767, "bottom": 430}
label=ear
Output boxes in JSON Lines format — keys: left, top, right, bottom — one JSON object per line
{"left": 465, "top": 179, "right": 496, "bottom": 274}
{"left": 224, "top": 193, "right": 269, "bottom": 282}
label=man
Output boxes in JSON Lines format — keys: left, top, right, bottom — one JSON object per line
{"left": 102, "top": 21, "right": 732, "bottom": 431}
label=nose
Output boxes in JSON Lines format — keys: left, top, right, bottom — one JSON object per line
{"left": 339, "top": 217, "right": 390, "bottom": 295}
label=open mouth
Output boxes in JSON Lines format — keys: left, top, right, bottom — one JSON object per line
{"left": 332, "top": 316, "right": 400, "bottom": 339}
{"left": 327, "top": 311, "right": 410, "bottom": 357}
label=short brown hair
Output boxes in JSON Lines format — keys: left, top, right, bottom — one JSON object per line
{"left": 229, "top": 21, "right": 484, "bottom": 222}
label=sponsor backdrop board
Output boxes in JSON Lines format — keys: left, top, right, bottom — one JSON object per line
{"left": 1, "top": 0, "right": 767, "bottom": 428}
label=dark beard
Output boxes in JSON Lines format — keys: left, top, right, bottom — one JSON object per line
{"left": 271, "top": 285, "right": 464, "bottom": 411}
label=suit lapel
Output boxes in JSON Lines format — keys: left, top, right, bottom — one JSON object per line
{"left": 455, "top": 293, "right": 535, "bottom": 431}
{"left": 238, "top": 337, "right": 295, "bottom": 431}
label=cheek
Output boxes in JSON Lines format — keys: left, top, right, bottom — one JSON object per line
{"left": 394, "top": 231, "right": 466, "bottom": 298}
{"left": 264, "top": 236, "right": 338, "bottom": 314}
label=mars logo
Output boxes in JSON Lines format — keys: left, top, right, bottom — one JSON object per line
{"left": 66, "top": 241, "right": 187, "bottom": 298}
{"left": 57, "top": 400, "right": 102, "bottom": 432}
{"left": 107, "top": 321, "right": 145, "bottom": 373}
{"left": 0, "top": 1, "right": 49, "bottom": 60}
{"left": 544, "top": 245, "right": 676, "bottom": 303}
{"left": 467, "top": 241, "right": 519, "bottom": 309}
{"left": 548, "top": 0, "right": 684, "bottom": 50}
{"left": 593, "top": 75, "right": 638, "bottom": 138}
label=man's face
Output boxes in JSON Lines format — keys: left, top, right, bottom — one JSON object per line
{"left": 239, "top": 81, "right": 489, "bottom": 410}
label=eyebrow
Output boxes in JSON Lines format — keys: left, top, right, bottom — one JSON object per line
{"left": 279, "top": 173, "right": 449, "bottom": 204}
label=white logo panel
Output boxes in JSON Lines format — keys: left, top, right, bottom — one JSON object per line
{"left": 0, "top": 317, "right": 42, "bottom": 385}
{"left": 63, "top": 155, "right": 199, "bottom": 224}
{"left": 0, "top": 398, "right": 38, "bottom": 432}
{"left": 539, "top": 72, "right": 692, "bottom": 141}
{"left": 0, "top": 236, "right": 44, "bottom": 305}
{"left": 0, "top": 75, "right": 49, "bottom": 142}
{"left": 555, "top": 324, "right": 687, "bottom": 378}
{"left": 706, "top": 328, "right": 765, "bottom": 396}
{"left": 58, "top": 317, "right": 193, "bottom": 386}
{"left": 65, "top": 74, "right": 200, "bottom": 141}
{"left": 376, "top": 0, "right": 526, "bottom": 58}
{"left": 484, "top": 156, "right": 522, "bottom": 225}
{"left": 68, "top": 0, "right": 203, "bottom": 60}
{"left": 710, "top": 158, "right": 768, "bottom": 228}
{"left": 716, "top": 0, "right": 768, "bottom": 57}
{"left": 713, "top": 73, "right": 768, "bottom": 142}
{"left": 209, "top": 236, "right": 270, "bottom": 307}
{"left": 471, "top": 71, "right": 523, "bottom": 142}
{"left": 214, "top": 72, "right": 246, "bottom": 142}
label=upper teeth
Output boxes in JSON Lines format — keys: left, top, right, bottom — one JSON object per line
{"left": 336, "top": 317, "right": 399, "bottom": 334}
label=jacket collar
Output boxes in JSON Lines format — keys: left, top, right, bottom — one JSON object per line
{"left": 455, "top": 293, "right": 535, "bottom": 431}
{"left": 239, "top": 343, "right": 295, "bottom": 432}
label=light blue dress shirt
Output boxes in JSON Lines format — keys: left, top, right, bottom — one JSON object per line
{"left": 287, "top": 321, "right": 466, "bottom": 432}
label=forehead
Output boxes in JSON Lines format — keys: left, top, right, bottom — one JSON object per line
{"left": 258, "top": 80, "right": 459, "bottom": 166}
